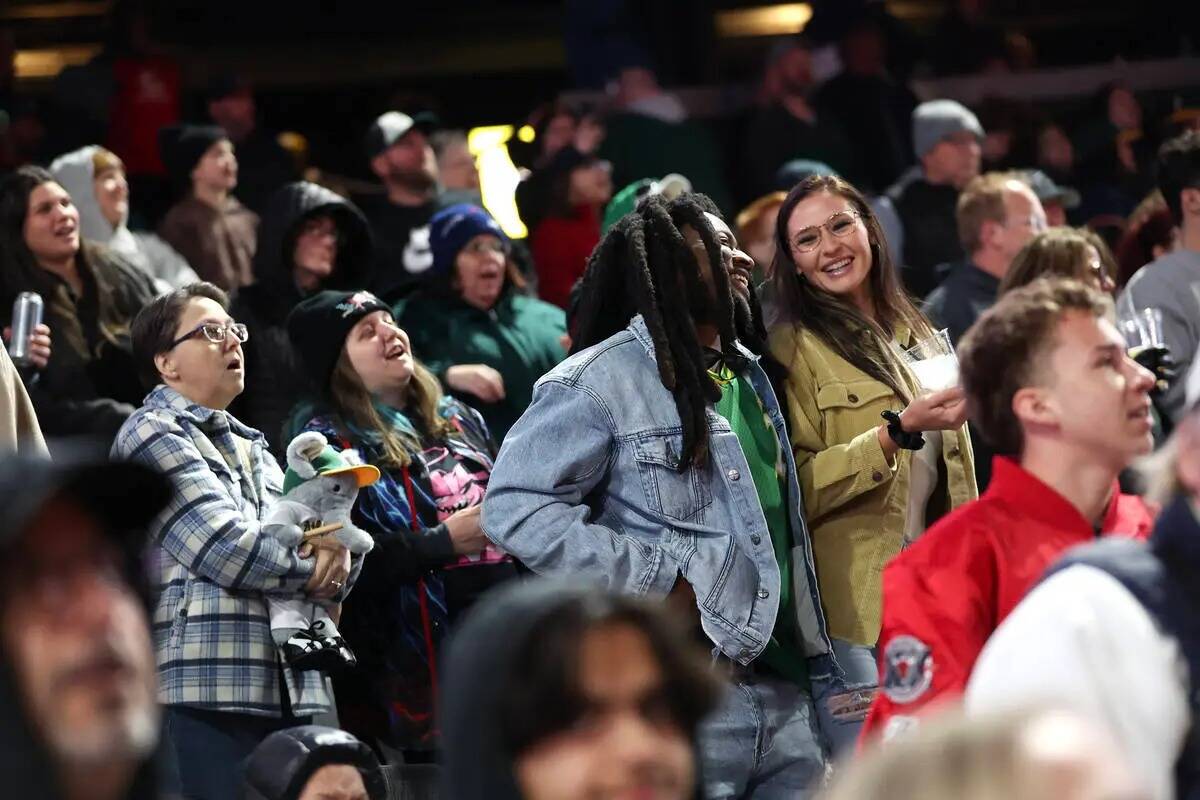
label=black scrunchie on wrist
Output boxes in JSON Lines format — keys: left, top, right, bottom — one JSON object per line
{"left": 882, "top": 410, "right": 925, "bottom": 451}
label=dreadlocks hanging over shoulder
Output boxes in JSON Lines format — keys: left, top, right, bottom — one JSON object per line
{"left": 570, "top": 192, "right": 777, "bottom": 471}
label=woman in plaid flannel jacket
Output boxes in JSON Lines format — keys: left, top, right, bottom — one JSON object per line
{"left": 113, "top": 282, "right": 362, "bottom": 799}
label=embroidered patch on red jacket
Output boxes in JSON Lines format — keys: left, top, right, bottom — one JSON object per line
{"left": 881, "top": 634, "right": 934, "bottom": 704}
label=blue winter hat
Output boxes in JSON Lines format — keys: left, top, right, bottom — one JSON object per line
{"left": 429, "top": 204, "right": 508, "bottom": 277}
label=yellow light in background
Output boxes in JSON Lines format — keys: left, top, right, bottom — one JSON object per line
{"left": 517, "top": 125, "right": 536, "bottom": 144}
{"left": 468, "top": 125, "right": 527, "bottom": 239}
{"left": 14, "top": 45, "right": 103, "bottom": 79}
{"left": 714, "top": 3, "right": 813, "bottom": 38}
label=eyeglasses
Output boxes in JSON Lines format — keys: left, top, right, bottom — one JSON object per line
{"left": 462, "top": 239, "right": 510, "bottom": 257}
{"left": 169, "top": 321, "right": 249, "bottom": 349}
{"left": 790, "top": 210, "right": 862, "bottom": 253}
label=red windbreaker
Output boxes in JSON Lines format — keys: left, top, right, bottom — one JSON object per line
{"left": 860, "top": 457, "right": 1155, "bottom": 744}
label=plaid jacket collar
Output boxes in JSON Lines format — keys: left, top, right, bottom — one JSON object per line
{"left": 145, "top": 384, "right": 265, "bottom": 443}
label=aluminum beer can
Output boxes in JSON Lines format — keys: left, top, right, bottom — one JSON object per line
{"left": 8, "top": 292, "right": 44, "bottom": 367}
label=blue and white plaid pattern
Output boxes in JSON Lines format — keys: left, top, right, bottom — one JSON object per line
{"left": 113, "top": 385, "right": 346, "bottom": 717}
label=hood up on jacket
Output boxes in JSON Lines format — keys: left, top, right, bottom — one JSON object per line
{"left": 49, "top": 145, "right": 142, "bottom": 265}
{"left": 249, "top": 181, "right": 372, "bottom": 314}
{"left": 439, "top": 579, "right": 718, "bottom": 800}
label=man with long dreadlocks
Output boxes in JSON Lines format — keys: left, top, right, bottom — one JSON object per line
{"left": 483, "top": 192, "right": 835, "bottom": 797}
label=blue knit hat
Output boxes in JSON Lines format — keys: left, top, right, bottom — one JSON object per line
{"left": 429, "top": 204, "right": 508, "bottom": 277}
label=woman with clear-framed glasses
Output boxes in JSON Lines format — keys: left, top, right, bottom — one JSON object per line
{"left": 114, "top": 281, "right": 358, "bottom": 798}
{"left": 766, "top": 175, "right": 977, "bottom": 753}
{"left": 395, "top": 204, "right": 567, "bottom": 442}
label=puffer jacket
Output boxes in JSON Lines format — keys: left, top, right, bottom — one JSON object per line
{"left": 229, "top": 182, "right": 372, "bottom": 457}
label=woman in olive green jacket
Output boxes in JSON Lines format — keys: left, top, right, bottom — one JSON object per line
{"left": 767, "top": 175, "right": 977, "bottom": 752}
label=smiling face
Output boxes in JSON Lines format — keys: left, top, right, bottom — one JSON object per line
{"left": 154, "top": 297, "right": 245, "bottom": 410}
{"left": 785, "top": 190, "right": 874, "bottom": 307}
{"left": 1017, "top": 311, "right": 1155, "bottom": 470}
{"left": 454, "top": 234, "right": 508, "bottom": 311}
{"left": 343, "top": 310, "right": 414, "bottom": 399}
{"left": 24, "top": 181, "right": 80, "bottom": 265}
{"left": 93, "top": 165, "right": 129, "bottom": 228}
{"left": 681, "top": 211, "right": 754, "bottom": 322}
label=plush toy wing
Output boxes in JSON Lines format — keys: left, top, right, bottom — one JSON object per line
{"left": 286, "top": 431, "right": 328, "bottom": 480}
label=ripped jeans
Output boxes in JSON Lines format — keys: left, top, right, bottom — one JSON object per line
{"left": 811, "top": 639, "right": 878, "bottom": 757}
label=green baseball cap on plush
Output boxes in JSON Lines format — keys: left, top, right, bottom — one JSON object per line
{"left": 282, "top": 444, "right": 380, "bottom": 495}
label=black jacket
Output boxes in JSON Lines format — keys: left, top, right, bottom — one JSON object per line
{"left": 894, "top": 178, "right": 965, "bottom": 299}
{"left": 0, "top": 243, "right": 157, "bottom": 444}
{"left": 229, "top": 182, "right": 371, "bottom": 456}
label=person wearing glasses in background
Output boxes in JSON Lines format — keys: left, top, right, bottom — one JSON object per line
{"left": 230, "top": 181, "right": 373, "bottom": 458}
{"left": 394, "top": 204, "right": 566, "bottom": 442}
{"left": 113, "top": 283, "right": 359, "bottom": 800}
{"left": 767, "top": 175, "right": 977, "bottom": 754}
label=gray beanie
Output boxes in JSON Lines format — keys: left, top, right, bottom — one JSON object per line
{"left": 912, "top": 100, "right": 984, "bottom": 160}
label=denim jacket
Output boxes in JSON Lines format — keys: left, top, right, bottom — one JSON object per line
{"left": 482, "top": 316, "right": 836, "bottom": 672}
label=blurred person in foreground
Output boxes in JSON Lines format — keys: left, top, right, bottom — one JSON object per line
{"left": 1118, "top": 131, "right": 1200, "bottom": 426}
{"left": 243, "top": 725, "right": 386, "bottom": 800}
{"left": 396, "top": 204, "right": 566, "bottom": 442}
{"left": 823, "top": 708, "right": 1147, "bottom": 800}
{"left": 966, "top": 365, "right": 1200, "bottom": 800}
{"left": 440, "top": 580, "right": 721, "bottom": 800}
{"left": 114, "top": 283, "right": 357, "bottom": 799}
{"left": 861, "top": 279, "right": 1157, "bottom": 743}
{"left": 0, "top": 343, "right": 47, "bottom": 455}
{"left": 0, "top": 454, "right": 172, "bottom": 799}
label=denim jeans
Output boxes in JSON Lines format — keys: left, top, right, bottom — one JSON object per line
{"left": 811, "top": 639, "right": 879, "bottom": 757}
{"left": 698, "top": 670, "right": 826, "bottom": 799}
{"left": 161, "top": 706, "right": 312, "bottom": 799}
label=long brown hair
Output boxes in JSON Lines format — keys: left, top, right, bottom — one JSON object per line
{"left": 770, "top": 175, "right": 931, "bottom": 402}
{"left": 328, "top": 349, "right": 453, "bottom": 469}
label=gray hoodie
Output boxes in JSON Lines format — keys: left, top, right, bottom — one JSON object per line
{"left": 49, "top": 146, "right": 199, "bottom": 293}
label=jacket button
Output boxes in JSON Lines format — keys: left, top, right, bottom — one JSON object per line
{"left": 848, "top": 393, "right": 859, "bottom": 403}
{"left": 739, "top": 648, "right": 753, "bottom": 659}
{"left": 757, "top": 588, "right": 769, "bottom": 600}
{"left": 750, "top": 534, "right": 762, "bottom": 545}
{"left": 727, "top": 469, "right": 740, "bottom": 481}
{"left": 872, "top": 471, "right": 883, "bottom": 482}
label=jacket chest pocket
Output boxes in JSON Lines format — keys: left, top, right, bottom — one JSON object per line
{"left": 816, "top": 379, "right": 896, "bottom": 442}
{"left": 633, "top": 432, "right": 712, "bottom": 523}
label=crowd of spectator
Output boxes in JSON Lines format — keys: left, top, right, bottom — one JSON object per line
{"left": 2, "top": 4, "right": 1200, "bottom": 800}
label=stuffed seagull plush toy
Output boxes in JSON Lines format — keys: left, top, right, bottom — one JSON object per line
{"left": 263, "top": 431, "right": 379, "bottom": 671}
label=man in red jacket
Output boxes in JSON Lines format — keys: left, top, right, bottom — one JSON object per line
{"left": 860, "top": 278, "right": 1158, "bottom": 744}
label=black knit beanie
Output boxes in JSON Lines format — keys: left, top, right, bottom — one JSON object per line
{"left": 286, "top": 289, "right": 390, "bottom": 398}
